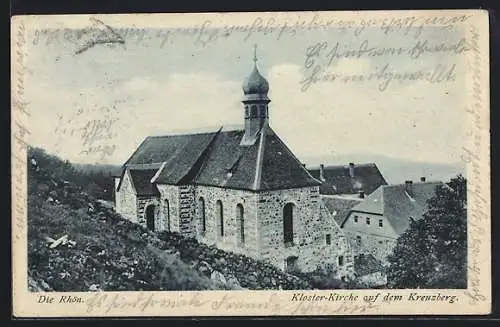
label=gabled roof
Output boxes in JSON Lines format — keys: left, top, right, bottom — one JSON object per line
{"left": 129, "top": 169, "right": 160, "bottom": 196}
{"left": 308, "top": 163, "right": 387, "bottom": 195}
{"left": 118, "top": 125, "right": 321, "bottom": 192}
{"left": 343, "top": 181, "right": 443, "bottom": 234}
{"left": 126, "top": 131, "right": 219, "bottom": 184}
{"left": 321, "top": 195, "right": 364, "bottom": 225}
{"left": 349, "top": 186, "right": 384, "bottom": 215}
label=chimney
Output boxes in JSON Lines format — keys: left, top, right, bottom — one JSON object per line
{"left": 348, "top": 162, "right": 355, "bottom": 178}
{"left": 302, "top": 163, "right": 306, "bottom": 168}
{"left": 359, "top": 190, "right": 365, "bottom": 199}
{"left": 319, "top": 164, "right": 325, "bottom": 181}
{"left": 420, "top": 176, "right": 426, "bottom": 182}
{"left": 405, "top": 180, "right": 414, "bottom": 197}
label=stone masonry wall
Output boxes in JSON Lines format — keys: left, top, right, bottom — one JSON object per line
{"left": 194, "top": 186, "right": 260, "bottom": 259}
{"left": 117, "top": 179, "right": 355, "bottom": 278}
{"left": 115, "top": 171, "right": 137, "bottom": 223}
{"left": 257, "top": 186, "right": 334, "bottom": 273}
{"left": 157, "top": 184, "right": 180, "bottom": 232}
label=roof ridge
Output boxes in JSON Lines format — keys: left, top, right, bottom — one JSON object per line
{"left": 384, "top": 181, "right": 443, "bottom": 188}
{"left": 307, "top": 163, "right": 378, "bottom": 170}
{"left": 148, "top": 131, "right": 217, "bottom": 138}
{"left": 147, "top": 126, "right": 242, "bottom": 138}
{"left": 150, "top": 161, "right": 167, "bottom": 183}
{"left": 252, "top": 122, "right": 268, "bottom": 190}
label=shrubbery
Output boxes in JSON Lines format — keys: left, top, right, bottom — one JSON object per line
{"left": 387, "top": 175, "right": 467, "bottom": 289}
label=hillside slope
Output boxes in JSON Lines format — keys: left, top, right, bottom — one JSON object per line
{"left": 27, "top": 147, "right": 321, "bottom": 291}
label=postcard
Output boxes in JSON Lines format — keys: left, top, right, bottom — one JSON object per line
{"left": 11, "top": 9, "right": 491, "bottom": 317}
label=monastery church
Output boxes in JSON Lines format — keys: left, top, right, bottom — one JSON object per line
{"left": 114, "top": 49, "right": 354, "bottom": 278}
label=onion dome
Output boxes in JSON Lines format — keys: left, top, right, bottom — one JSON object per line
{"left": 242, "top": 45, "right": 270, "bottom": 102}
{"left": 242, "top": 65, "right": 269, "bottom": 95}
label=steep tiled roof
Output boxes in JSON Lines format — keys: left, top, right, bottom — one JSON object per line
{"left": 126, "top": 131, "right": 219, "bottom": 184}
{"left": 321, "top": 195, "right": 363, "bottom": 225}
{"left": 128, "top": 169, "right": 160, "bottom": 196}
{"left": 191, "top": 129, "right": 259, "bottom": 189}
{"left": 308, "top": 163, "right": 387, "bottom": 195}
{"left": 343, "top": 181, "right": 443, "bottom": 234}
{"left": 259, "top": 125, "right": 322, "bottom": 190}
{"left": 119, "top": 125, "right": 321, "bottom": 192}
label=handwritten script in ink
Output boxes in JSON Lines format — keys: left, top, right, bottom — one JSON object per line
{"left": 300, "top": 37, "right": 470, "bottom": 92}
{"left": 12, "top": 19, "right": 30, "bottom": 242}
{"left": 54, "top": 105, "right": 119, "bottom": 160}
{"left": 30, "top": 14, "right": 472, "bottom": 50}
{"left": 461, "top": 24, "right": 488, "bottom": 306}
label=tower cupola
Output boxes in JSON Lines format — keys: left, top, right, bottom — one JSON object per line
{"left": 240, "top": 45, "right": 271, "bottom": 146}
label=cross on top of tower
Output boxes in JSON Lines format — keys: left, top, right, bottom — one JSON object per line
{"left": 242, "top": 44, "right": 269, "bottom": 98}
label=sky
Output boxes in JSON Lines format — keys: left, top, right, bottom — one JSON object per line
{"left": 23, "top": 17, "right": 469, "bottom": 171}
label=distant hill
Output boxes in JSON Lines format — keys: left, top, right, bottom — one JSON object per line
{"left": 302, "top": 153, "right": 465, "bottom": 185}
{"left": 73, "top": 163, "right": 122, "bottom": 176}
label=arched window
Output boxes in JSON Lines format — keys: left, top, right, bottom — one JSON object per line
{"left": 237, "top": 204, "right": 245, "bottom": 245}
{"left": 250, "top": 105, "right": 257, "bottom": 117}
{"left": 216, "top": 200, "right": 224, "bottom": 237}
{"left": 245, "top": 105, "right": 250, "bottom": 118}
{"left": 198, "top": 197, "right": 206, "bottom": 234}
{"left": 146, "top": 204, "right": 156, "bottom": 231}
{"left": 164, "top": 199, "right": 170, "bottom": 232}
{"left": 283, "top": 203, "right": 294, "bottom": 247}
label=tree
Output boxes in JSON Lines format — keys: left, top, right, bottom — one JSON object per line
{"left": 387, "top": 174, "right": 467, "bottom": 289}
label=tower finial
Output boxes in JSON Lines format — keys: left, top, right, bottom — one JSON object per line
{"left": 253, "top": 44, "right": 258, "bottom": 64}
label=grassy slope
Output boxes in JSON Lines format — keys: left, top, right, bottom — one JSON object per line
{"left": 27, "top": 149, "right": 221, "bottom": 291}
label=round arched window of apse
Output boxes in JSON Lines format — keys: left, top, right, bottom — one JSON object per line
{"left": 245, "top": 106, "right": 250, "bottom": 118}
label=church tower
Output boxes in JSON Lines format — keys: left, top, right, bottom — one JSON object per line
{"left": 240, "top": 45, "right": 271, "bottom": 146}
